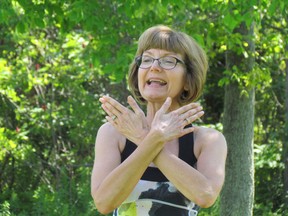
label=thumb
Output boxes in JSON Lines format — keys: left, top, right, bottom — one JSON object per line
{"left": 127, "top": 96, "right": 143, "bottom": 115}
{"left": 159, "top": 97, "right": 172, "bottom": 114}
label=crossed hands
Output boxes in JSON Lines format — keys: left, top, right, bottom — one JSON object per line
{"left": 99, "top": 95, "right": 204, "bottom": 145}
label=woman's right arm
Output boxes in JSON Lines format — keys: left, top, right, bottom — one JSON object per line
{"left": 91, "top": 97, "right": 194, "bottom": 214}
{"left": 91, "top": 122, "right": 165, "bottom": 214}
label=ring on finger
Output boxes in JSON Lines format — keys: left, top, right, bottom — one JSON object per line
{"left": 111, "top": 115, "right": 117, "bottom": 121}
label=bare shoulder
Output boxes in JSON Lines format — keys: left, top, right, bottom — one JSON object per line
{"left": 97, "top": 122, "right": 118, "bottom": 138}
{"left": 98, "top": 122, "right": 119, "bottom": 135}
{"left": 194, "top": 126, "right": 226, "bottom": 143}
{"left": 193, "top": 126, "right": 227, "bottom": 156}
{"left": 96, "top": 122, "right": 126, "bottom": 149}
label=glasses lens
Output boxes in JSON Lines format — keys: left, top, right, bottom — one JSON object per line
{"left": 140, "top": 56, "right": 153, "bottom": 68}
{"left": 160, "top": 57, "right": 177, "bottom": 69}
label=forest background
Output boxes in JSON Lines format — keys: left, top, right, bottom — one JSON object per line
{"left": 0, "top": 0, "right": 287, "bottom": 215}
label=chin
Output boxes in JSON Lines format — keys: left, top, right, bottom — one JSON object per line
{"left": 143, "top": 95, "right": 166, "bottom": 103}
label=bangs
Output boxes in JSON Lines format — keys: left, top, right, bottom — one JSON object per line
{"left": 137, "top": 26, "right": 185, "bottom": 55}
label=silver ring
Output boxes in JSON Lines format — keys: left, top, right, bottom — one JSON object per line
{"left": 111, "top": 115, "right": 117, "bottom": 120}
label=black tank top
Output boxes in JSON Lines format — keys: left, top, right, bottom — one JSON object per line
{"left": 121, "top": 130, "right": 197, "bottom": 182}
{"left": 115, "top": 129, "right": 200, "bottom": 216}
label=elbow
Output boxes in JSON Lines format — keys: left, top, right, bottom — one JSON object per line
{"left": 196, "top": 198, "right": 216, "bottom": 208}
{"left": 91, "top": 191, "right": 115, "bottom": 215}
{"left": 95, "top": 206, "right": 114, "bottom": 215}
{"left": 194, "top": 188, "right": 219, "bottom": 208}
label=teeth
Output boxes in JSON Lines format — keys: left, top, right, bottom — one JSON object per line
{"left": 148, "top": 79, "right": 167, "bottom": 84}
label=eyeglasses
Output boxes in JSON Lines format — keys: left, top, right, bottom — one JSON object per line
{"left": 135, "top": 55, "right": 184, "bottom": 70}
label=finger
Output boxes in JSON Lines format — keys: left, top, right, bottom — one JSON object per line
{"left": 101, "top": 104, "right": 115, "bottom": 117}
{"left": 101, "top": 95, "right": 126, "bottom": 114}
{"left": 100, "top": 96, "right": 123, "bottom": 116}
{"left": 158, "top": 97, "right": 172, "bottom": 114}
{"left": 127, "top": 96, "right": 144, "bottom": 115}
{"left": 179, "top": 104, "right": 203, "bottom": 121}
{"left": 183, "top": 111, "right": 204, "bottom": 126}
{"left": 105, "top": 115, "right": 118, "bottom": 126}
{"left": 181, "top": 126, "right": 195, "bottom": 136}
{"left": 177, "top": 102, "right": 201, "bottom": 115}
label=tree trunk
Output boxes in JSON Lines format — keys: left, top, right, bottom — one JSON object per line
{"left": 220, "top": 22, "right": 255, "bottom": 215}
{"left": 283, "top": 44, "right": 288, "bottom": 209}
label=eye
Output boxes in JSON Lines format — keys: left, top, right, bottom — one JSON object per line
{"left": 142, "top": 56, "right": 153, "bottom": 63}
{"left": 162, "top": 57, "right": 176, "bottom": 64}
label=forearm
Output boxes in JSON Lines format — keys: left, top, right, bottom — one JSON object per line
{"left": 93, "top": 130, "right": 164, "bottom": 214}
{"left": 153, "top": 149, "right": 217, "bottom": 207}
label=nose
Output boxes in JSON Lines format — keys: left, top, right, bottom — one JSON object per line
{"left": 150, "top": 59, "right": 161, "bottom": 70}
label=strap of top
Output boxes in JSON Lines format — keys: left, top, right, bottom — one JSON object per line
{"left": 179, "top": 129, "right": 197, "bottom": 167}
{"left": 121, "top": 126, "right": 197, "bottom": 182}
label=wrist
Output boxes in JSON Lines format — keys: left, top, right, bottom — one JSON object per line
{"left": 153, "top": 148, "right": 169, "bottom": 165}
{"left": 147, "top": 128, "right": 164, "bottom": 142}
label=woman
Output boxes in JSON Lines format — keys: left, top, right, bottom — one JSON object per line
{"left": 91, "top": 25, "right": 227, "bottom": 216}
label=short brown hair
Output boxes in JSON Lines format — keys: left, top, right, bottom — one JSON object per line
{"left": 128, "top": 25, "right": 208, "bottom": 105}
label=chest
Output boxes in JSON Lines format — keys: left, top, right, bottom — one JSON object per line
{"left": 120, "top": 131, "right": 198, "bottom": 170}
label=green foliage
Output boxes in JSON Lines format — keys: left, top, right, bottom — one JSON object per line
{"left": 253, "top": 141, "right": 285, "bottom": 215}
{"left": 29, "top": 167, "right": 97, "bottom": 216}
{"left": 0, "top": 4, "right": 106, "bottom": 215}
{"left": 0, "top": 201, "right": 12, "bottom": 216}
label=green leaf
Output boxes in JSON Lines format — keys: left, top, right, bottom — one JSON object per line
{"left": 34, "top": 17, "right": 45, "bottom": 28}
{"left": 222, "top": 13, "right": 239, "bottom": 32}
{"left": 16, "top": 21, "right": 26, "bottom": 33}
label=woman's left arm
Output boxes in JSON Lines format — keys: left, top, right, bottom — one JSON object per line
{"left": 99, "top": 95, "right": 226, "bottom": 207}
{"left": 153, "top": 128, "right": 227, "bottom": 208}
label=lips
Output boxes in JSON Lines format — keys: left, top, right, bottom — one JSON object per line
{"left": 147, "top": 79, "right": 167, "bottom": 86}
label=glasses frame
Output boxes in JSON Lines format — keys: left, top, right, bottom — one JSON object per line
{"left": 135, "top": 55, "right": 184, "bottom": 70}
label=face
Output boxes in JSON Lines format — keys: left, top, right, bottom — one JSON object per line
{"left": 137, "top": 49, "right": 187, "bottom": 104}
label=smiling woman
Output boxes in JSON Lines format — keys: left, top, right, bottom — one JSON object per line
{"left": 91, "top": 25, "right": 227, "bottom": 216}
{"left": 128, "top": 26, "right": 208, "bottom": 105}
{"left": 136, "top": 48, "right": 187, "bottom": 104}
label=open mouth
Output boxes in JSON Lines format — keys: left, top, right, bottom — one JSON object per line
{"left": 147, "top": 79, "right": 167, "bottom": 86}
